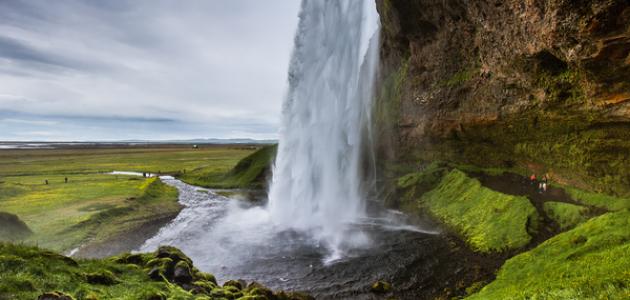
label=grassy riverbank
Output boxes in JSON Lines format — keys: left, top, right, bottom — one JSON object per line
{"left": 0, "top": 145, "right": 259, "bottom": 253}
{"left": 179, "top": 145, "right": 277, "bottom": 189}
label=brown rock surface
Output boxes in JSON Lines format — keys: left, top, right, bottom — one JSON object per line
{"left": 375, "top": 0, "right": 630, "bottom": 196}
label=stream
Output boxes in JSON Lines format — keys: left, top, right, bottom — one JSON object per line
{"left": 138, "top": 176, "right": 461, "bottom": 299}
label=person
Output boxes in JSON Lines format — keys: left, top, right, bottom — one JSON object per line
{"left": 44, "top": 179, "right": 48, "bottom": 185}
{"left": 64, "top": 177, "right": 68, "bottom": 183}
{"left": 542, "top": 175, "right": 549, "bottom": 192}
{"left": 530, "top": 174, "right": 537, "bottom": 186}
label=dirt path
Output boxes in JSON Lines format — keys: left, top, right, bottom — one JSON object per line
{"left": 469, "top": 172, "right": 607, "bottom": 247}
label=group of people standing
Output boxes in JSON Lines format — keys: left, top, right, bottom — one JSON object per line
{"left": 530, "top": 173, "right": 549, "bottom": 193}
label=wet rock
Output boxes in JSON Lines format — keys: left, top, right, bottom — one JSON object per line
{"left": 188, "top": 280, "right": 216, "bottom": 294}
{"left": 245, "top": 282, "right": 274, "bottom": 299}
{"left": 37, "top": 291, "right": 75, "bottom": 300}
{"left": 274, "top": 291, "right": 316, "bottom": 300}
{"left": 371, "top": 280, "right": 392, "bottom": 294}
{"left": 195, "top": 271, "right": 218, "bottom": 285}
{"left": 223, "top": 279, "right": 245, "bottom": 290}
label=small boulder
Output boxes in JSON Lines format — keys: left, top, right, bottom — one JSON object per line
{"left": 195, "top": 271, "right": 217, "bottom": 285}
{"left": 245, "top": 282, "right": 274, "bottom": 299}
{"left": 37, "top": 291, "right": 75, "bottom": 300}
{"left": 156, "top": 246, "right": 192, "bottom": 265}
{"left": 275, "top": 291, "right": 316, "bottom": 300}
{"left": 148, "top": 266, "right": 165, "bottom": 281}
{"left": 173, "top": 260, "right": 193, "bottom": 284}
{"left": 85, "top": 270, "right": 118, "bottom": 285}
{"left": 371, "top": 280, "right": 392, "bottom": 294}
{"left": 112, "top": 253, "right": 145, "bottom": 265}
{"left": 223, "top": 279, "right": 245, "bottom": 290}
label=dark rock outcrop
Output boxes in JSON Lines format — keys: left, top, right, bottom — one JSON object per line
{"left": 0, "top": 212, "right": 32, "bottom": 241}
{"left": 375, "top": 0, "right": 630, "bottom": 196}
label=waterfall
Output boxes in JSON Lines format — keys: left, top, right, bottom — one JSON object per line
{"left": 268, "top": 0, "right": 380, "bottom": 261}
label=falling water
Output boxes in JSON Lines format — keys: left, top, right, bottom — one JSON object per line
{"left": 267, "top": 0, "right": 380, "bottom": 261}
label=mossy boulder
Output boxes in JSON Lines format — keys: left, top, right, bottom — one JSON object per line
{"left": 37, "top": 291, "right": 75, "bottom": 300}
{"left": 173, "top": 260, "right": 193, "bottom": 284}
{"left": 223, "top": 279, "right": 245, "bottom": 290}
{"left": 85, "top": 270, "right": 119, "bottom": 285}
{"left": 1, "top": 243, "right": 310, "bottom": 299}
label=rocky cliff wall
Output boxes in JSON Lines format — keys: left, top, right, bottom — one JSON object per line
{"left": 374, "top": 0, "right": 630, "bottom": 196}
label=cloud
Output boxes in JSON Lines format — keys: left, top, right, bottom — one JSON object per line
{"left": 0, "top": 0, "right": 301, "bottom": 140}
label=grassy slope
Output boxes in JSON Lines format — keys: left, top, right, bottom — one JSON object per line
{"left": 0, "top": 146, "right": 254, "bottom": 252}
{"left": 468, "top": 210, "right": 630, "bottom": 300}
{"left": 0, "top": 175, "right": 179, "bottom": 252}
{"left": 179, "top": 145, "right": 277, "bottom": 189}
{"left": 0, "top": 243, "right": 310, "bottom": 300}
{"left": 0, "top": 212, "right": 32, "bottom": 241}
{"left": 416, "top": 169, "right": 538, "bottom": 253}
{"left": 543, "top": 202, "right": 589, "bottom": 230}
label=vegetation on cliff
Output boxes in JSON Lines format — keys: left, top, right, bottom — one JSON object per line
{"left": 467, "top": 210, "right": 630, "bottom": 299}
{"left": 0, "top": 243, "right": 311, "bottom": 300}
{"left": 179, "top": 145, "right": 277, "bottom": 189}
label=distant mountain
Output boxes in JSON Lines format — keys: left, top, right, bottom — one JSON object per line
{"left": 120, "top": 138, "right": 278, "bottom": 144}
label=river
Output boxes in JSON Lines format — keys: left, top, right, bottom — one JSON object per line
{"left": 138, "top": 176, "right": 466, "bottom": 299}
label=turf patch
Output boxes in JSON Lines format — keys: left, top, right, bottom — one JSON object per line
{"left": 420, "top": 169, "right": 538, "bottom": 253}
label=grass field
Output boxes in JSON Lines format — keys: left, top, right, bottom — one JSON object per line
{"left": 0, "top": 145, "right": 257, "bottom": 177}
{"left": 0, "top": 145, "right": 258, "bottom": 253}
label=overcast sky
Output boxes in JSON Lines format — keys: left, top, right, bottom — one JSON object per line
{"left": 0, "top": 0, "right": 301, "bottom": 141}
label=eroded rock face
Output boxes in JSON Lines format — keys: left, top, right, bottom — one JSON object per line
{"left": 375, "top": 0, "right": 630, "bottom": 195}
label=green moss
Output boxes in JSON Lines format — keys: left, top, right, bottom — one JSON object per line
{"left": 563, "top": 186, "right": 630, "bottom": 211}
{"left": 374, "top": 58, "right": 409, "bottom": 130}
{"left": 396, "top": 161, "right": 446, "bottom": 189}
{"left": 0, "top": 243, "right": 187, "bottom": 299}
{"left": 419, "top": 169, "right": 538, "bottom": 252}
{"left": 467, "top": 210, "right": 630, "bottom": 299}
{"left": 0, "top": 243, "right": 296, "bottom": 300}
{"left": 441, "top": 67, "right": 476, "bottom": 87}
{"left": 543, "top": 202, "right": 589, "bottom": 230}
{"left": 179, "top": 145, "right": 277, "bottom": 189}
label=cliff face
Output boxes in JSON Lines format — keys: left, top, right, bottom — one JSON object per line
{"left": 375, "top": 0, "right": 630, "bottom": 196}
